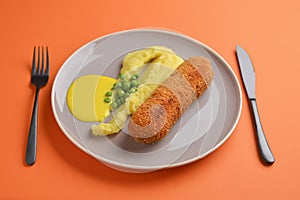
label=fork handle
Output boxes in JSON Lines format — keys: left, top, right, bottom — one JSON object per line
{"left": 26, "top": 88, "right": 40, "bottom": 166}
{"left": 249, "top": 99, "right": 275, "bottom": 165}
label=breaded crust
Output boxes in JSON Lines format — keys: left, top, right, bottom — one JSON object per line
{"left": 128, "top": 56, "right": 214, "bottom": 144}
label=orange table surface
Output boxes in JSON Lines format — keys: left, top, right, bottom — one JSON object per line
{"left": 1, "top": 0, "right": 299, "bottom": 199}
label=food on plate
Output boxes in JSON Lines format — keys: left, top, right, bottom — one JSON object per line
{"left": 91, "top": 46, "right": 184, "bottom": 135}
{"left": 128, "top": 56, "right": 214, "bottom": 144}
{"left": 108, "top": 73, "right": 141, "bottom": 110}
{"left": 67, "top": 75, "right": 116, "bottom": 122}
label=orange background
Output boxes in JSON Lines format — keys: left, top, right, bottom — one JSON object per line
{"left": 1, "top": 0, "right": 299, "bottom": 199}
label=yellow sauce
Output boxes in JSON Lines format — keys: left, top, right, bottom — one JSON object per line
{"left": 67, "top": 75, "right": 116, "bottom": 122}
{"left": 92, "top": 46, "right": 184, "bottom": 136}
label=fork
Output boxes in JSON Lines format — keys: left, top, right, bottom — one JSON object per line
{"left": 25, "top": 46, "right": 49, "bottom": 166}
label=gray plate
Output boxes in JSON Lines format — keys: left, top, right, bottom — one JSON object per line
{"left": 51, "top": 28, "right": 242, "bottom": 173}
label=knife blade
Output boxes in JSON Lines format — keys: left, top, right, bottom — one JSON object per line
{"left": 236, "top": 45, "right": 275, "bottom": 165}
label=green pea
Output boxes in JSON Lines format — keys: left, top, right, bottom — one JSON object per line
{"left": 115, "top": 82, "right": 122, "bottom": 88}
{"left": 105, "top": 91, "right": 112, "bottom": 97}
{"left": 124, "top": 92, "right": 130, "bottom": 98}
{"left": 119, "top": 74, "right": 125, "bottom": 80}
{"left": 130, "top": 80, "right": 139, "bottom": 88}
{"left": 111, "top": 83, "right": 116, "bottom": 91}
{"left": 129, "top": 88, "right": 137, "bottom": 93}
{"left": 117, "top": 89, "right": 125, "bottom": 97}
{"left": 111, "top": 102, "right": 118, "bottom": 110}
{"left": 104, "top": 97, "right": 111, "bottom": 103}
{"left": 122, "top": 81, "right": 131, "bottom": 90}
{"left": 130, "top": 74, "right": 138, "bottom": 80}
{"left": 116, "top": 99, "right": 122, "bottom": 105}
{"left": 120, "top": 97, "right": 125, "bottom": 103}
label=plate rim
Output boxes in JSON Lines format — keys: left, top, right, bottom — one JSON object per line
{"left": 51, "top": 28, "right": 243, "bottom": 172}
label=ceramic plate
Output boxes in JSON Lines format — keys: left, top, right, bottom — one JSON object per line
{"left": 51, "top": 28, "right": 242, "bottom": 173}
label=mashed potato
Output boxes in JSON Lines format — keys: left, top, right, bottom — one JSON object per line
{"left": 92, "top": 46, "right": 183, "bottom": 135}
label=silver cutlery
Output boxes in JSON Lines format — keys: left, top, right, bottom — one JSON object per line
{"left": 236, "top": 45, "right": 275, "bottom": 165}
{"left": 26, "top": 46, "right": 49, "bottom": 166}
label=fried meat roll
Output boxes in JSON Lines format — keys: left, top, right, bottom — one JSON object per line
{"left": 128, "top": 56, "right": 214, "bottom": 144}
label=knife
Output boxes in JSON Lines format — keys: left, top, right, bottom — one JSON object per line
{"left": 236, "top": 45, "right": 275, "bottom": 165}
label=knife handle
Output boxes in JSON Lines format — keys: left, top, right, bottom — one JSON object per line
{"left": 249, "top": 99, "right": 275, "bottom": 165}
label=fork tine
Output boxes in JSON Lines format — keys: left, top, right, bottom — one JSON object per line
{"left": 45, "top": 46, "right": 49, "bottom": 76}
{"left": 32, "top": 46, "right": 36, "bottom": 75}
{"left": 41, "top": 46, "right": 44, "bottom": 73}
{"left": 37, "top": 46, "right": 40, "bottom": 74}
